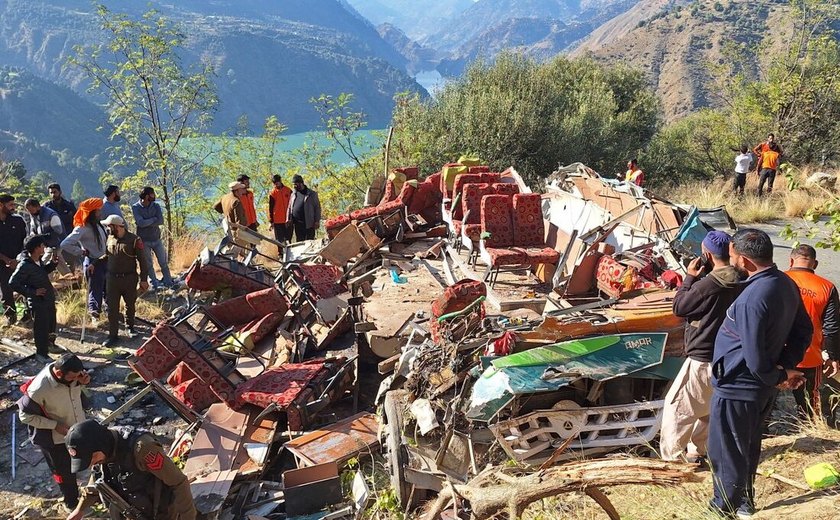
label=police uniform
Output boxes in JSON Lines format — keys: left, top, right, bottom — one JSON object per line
{"left": 105, "top": 231, "right": 149, "bottom": 340}
{"left": 74, "top": 430, "right": 196, "bottom": 519}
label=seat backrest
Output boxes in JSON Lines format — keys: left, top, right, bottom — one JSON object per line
{"left": 396, "top": 180, "right": 417, "bottom": 207}
{"left": 468, "top": 165, "right": 491, "bottom": 174}
{"left": 441, "top": 163, "right": 468, "bottom": 197}
{"left": 512, "top": 193, "right": 545, "bottom": 247}
{"left": 462, "top": 183, "right": 492, "bottom": 225}
{"left": 481, "top": 194, "right": 515, "bottom": 248}
{"left": 479, "top": 172, "right": 501, "bottom": 184}
{"left": 394, "top": 166, "right": 419, "bottom": 180}
{"left": 451, "top": 173, "right": 483, "bottom": 220}
{"left": 491, "top": 182, "right": 519, "bottom": 196}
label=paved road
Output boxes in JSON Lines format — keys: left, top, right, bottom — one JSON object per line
{"left": 751, "top": 220, "right": 840, "bottom": 283}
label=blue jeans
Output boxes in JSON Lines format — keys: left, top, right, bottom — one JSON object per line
{"left": 142, "top": 239, "right": 173, "bottom": 287}
{"left": 83, "top": 257, "right": 107, "bottom": 316}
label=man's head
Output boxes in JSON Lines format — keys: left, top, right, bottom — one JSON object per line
{"left": 139, "top": 186, "right": 155, "bottom": 205}
{"left": 740, "top": 145, "right": 749, "bottom": 154}
{"left": 790, "top": 244, "right": 818, "bottom": 270}
{"left": 47, "top": 183, "right": 62, "bottom": 202}
{"left": 767, "top": 133, "right": 775, "bottom": 144}
{"left": 66, "top": 419, "right": 114, "bottom": 472}
{"left": 0, "top": 194, "right": 16, "bottom": 215}
{"left": 236, "top": 174, "right": 251, "bottom": 189}
{"left": 104, "top": 185, "right": 121, "bottom": 203}
{"left": 24, "top": 198, "right": 41, "bottom": 216}
{"left": 292, "top": 174, "right": 305, "bottom": 191}
{"left": 228, "top": 181, "right": 246, "bottom": 197}
{"left": 730, "top": 228, "right": 774, "bottom": 277}
{"left": 272, "top": 174, "right": 283, "bottom": 188}
{"left": 101, "top": 214, "right": 126, "bottom": 237}
{"left": 701, "top": 230, "right": 731, "bottom": 267}
{"left": 627, "top": 159, "right": 637, "bottom": 170}
{"left": 24, "top": 235, "right": 46, "bottom": 260}
{"left": 52, "top": 353, "right": 86, "bottom": 384}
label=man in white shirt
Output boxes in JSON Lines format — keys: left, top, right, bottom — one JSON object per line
{"left": 733, "top": 146, "right": 753, "bottom": 197}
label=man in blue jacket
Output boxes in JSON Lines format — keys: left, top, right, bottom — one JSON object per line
{"left": 708, "top": 229, "right": 812, "bottom": 518}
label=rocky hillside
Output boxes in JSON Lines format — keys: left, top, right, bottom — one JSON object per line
{"left": 345, "top": 0, "right": 473, "bottom": 40}
{"left": 570, "top": 0, "right": 793, "bottom": 121}
{"left": 0, "top": 0, "right": 425, "bottom": 132}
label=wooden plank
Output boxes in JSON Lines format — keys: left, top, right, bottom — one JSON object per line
{"left": 320, "top": 224, "right": 369, "bottom": 267}
{"left": 184, "top": 403, "right": 249, "bottom": 479}
{"left": 377, "top": 354, "right": 400, "bottom": 375}
{"left": 284, "top": 413, "right": 380, "bottom": 467}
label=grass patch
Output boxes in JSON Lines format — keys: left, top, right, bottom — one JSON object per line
{"left": 170, "top": 232, "right": 217, "bottom": 271}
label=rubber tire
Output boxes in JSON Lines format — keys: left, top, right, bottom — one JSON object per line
{"left": 383, "top": 390, "right": 411, "bottom": 509}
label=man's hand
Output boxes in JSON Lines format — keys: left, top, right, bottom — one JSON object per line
{"left": 824, "top": 359, "right": 840, "bottom": 379}
{"left": 35, "top": 288, "right": 47, "bottom": 296}
{"left": 686, "top": 257, "right": 706, "bottom": 278}
{"left": 777, "top": 369, "right": 806, "bottom": 390}
{"left": 8, "top": 259, "right": 18, "bottom": 270}
{"left": 139, "top": 281, "right": 149, "bottom": 293}
{"left": 55, "top": 423, "right": 70, "bottom": 435}
{"left": 85, "top": 263, "right": 95, "bottom": 275}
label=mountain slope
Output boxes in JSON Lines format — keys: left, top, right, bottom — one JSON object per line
{"left": 0, "top": 0, "right": 425, "bottom": 132}
{"left": 345, "top": 0, "right": 473, "bottom": 40}
{"left": 570, "top": 0, "right": 792, "bottom": 121}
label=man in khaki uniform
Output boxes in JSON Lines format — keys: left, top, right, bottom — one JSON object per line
{"left": 214, "top": 181, "right": 248, "bottom": 229}
{"left": 65, "top": 419, "right": 196, "bottom": 520}
{"left": 101, "top": 215, "right": 149, "bottom": 347}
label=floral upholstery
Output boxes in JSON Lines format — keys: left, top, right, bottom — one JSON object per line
{"left": 376, "top": 200, "right": 405, "bottom": 217}
{"left": 478, "top": 172, "right": 501, "bottom": 184}
{"left": 206, "top": 286, "right": 288, "bottom": 328}
{"left": 235, "top": 361, "right": 327, "bottom": 409}
{"left": 349, "top": 206, "right": 379, "bottom": 221}
{"left": 486, "top": 247, "right": 528, "bottom": 266}
{"left": 129, "top": 336, "right": 180, "bottom": 382}
{"left": 451, "top": 174, "right": 483, "bottom": 221}
{"left": 167, "top": 362, "right": 198, "bottom": 387}
{"left": 430, "top": 279, "right": 487, "bottom": 344}
{"left": 469, "top": 165, "right": 491, "bottom": 174}
{"left": 380, "top": 178, "right": 397, "bottom": 203}
{"left": 596, "top": 255, "right": 626, "bottom": 298}
{"left": 462, "top": 183, "right": 492, "bottom": 226}
{"left": 481, "top": 194, "right": 515, "bottom": 248}
{"left": 463, "top": 223, "right": 482, "bottom": 241}
{"left": 241, "top": 311, "right": 285, "bottom": 344}
{"left": 171, "top": 378, "right": 220, "bottom": 412}
{"left": 325, "top": 214, "right": 352, "bottom": 238}
{"left": 452, "top": 220, "right": 463, "bottom": 236}
{"left": 514, "top": 246, "right": 561, "bottom": 264}
{"left": 491, "top": 182, "right": 519, "bottom": 196}
{"left": 185, "top": 256, "right": 273, "bottom": 295}
{"left": 293, "top": 264, "right": 348, "bottom": 299}
{"left": 409, "top": 173, "right": 443, "bottom": 221}
{"left": 512, "top": 193, "right": 545, "bottom": 247}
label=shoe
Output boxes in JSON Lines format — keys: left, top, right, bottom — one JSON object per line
{"left": 48, "top": 343, "right": 66, "bottom": 354}
{"left": 736, "top": 507, "right": 755, "bottom": 518}
{"left": 35, "top": 354, "right": 52, "bottom": 364}
{"left": 101, "top": 336, "right": 119, "bottom": 347}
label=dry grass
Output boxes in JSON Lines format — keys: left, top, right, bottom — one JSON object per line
{"left": 668, "top": 168, "right": 837, "bottom": 225}
{"left": 56, "top": 283, "right": 167, "bottom": 327}
{"left": 170, "top": 232, "right": 218, "bottom": 271}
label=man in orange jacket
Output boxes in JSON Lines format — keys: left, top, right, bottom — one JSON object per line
{"left": 268, "top": 175, "right": 292, "bottom": 253}
{"left": 753, "top": 134, "right": 783, "bottom": 196}
{"left": 237, "top": 174, "right": 259, "bottom": 231}
{"left": 786, "top": 244, "right": 840, "bottom": 425}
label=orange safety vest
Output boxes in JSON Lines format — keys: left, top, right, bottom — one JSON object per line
{"left": 240, "top": 190, "right": 257, "bottom": 226}
{"left": 760, "top": 150, "right": 780, "bottom": 170}
{"left": 268, "top": 185, "right": 292, "bottom": 224}
{"left": 625, "top": 169, "right": 644, "bottom": 186}
{"left": 786, "top": 268, "right": 835, "bottom": 368}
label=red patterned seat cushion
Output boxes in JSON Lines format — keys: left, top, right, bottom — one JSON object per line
{"left": 167, "top": 362, "right": 198, "bottom": 387}
{"left": 469, "top": 165, "right": 491, "bottom": 174}
{"left": 350, "top": 206, "right": 379, "bottom": 221}
{"left": 512, "top": 193, "right": 545, "bottom": 247}
{"left": 452, "top": 220, "right": 463, "bottom": 235}
{"left": 171, "top": 378, "right": 220, "bottom": 412}
{"left": 462, "top": 183, "right": 491, "bottom": 226}
{"left": 487, "top": 247, "right": 528, "bottom": 266}
{"left": 431, "top": 279, "right": 487, "bottom": 318}
{"left": 206, "top": 286, "right": 288, "bottom": 327}
{"left": 596, "top": 256, "right": 628, "bottom": 298}
{"left": 184, "top": 261, "right": 272, "bottom": 295}
{"left": 451, "top": 174, "right": 483, "bottom": 221}
{"left": 478, "top": 172, "right": 501, "bottom": 183}
{"left": 325, "top": 214, "right": 352, "bottom": 237}
{"left": 408, "top": 175, "right": 443, "bottom": 223}
{"left": 235, "top": 360, "right": 328, "bottom": 409}
{"left": 376, "top": 200, "right": 405, "bottom": 217}
{"left": 294, "top": 264, "right": 348, "bottom": 299}
{"left": 481, "top": 194, "right": 515, "bottom": 248}
{"left": 241, "top": 311, "right": 285, "bottom": 344}
{"left": 491, "top": 182, "right": 520, "bottom": 196}
{"left": 380, "top": 179, "right": 397, "bottom": 203}
{"left": 515, "top": 246, "right": 561, "bottom": 264}
{"left": 130, "top": 336, "right": 180, "bottom": 382}
{"left": 395, "top": 180, "right": 416, "bottom": 206}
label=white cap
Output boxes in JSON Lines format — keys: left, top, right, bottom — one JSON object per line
{"left": 101, "top": 214, "right": 125, "bottom": 227}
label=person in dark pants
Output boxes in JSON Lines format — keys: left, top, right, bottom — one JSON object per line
{"left": 101, "top": 215, "right": 149, "bottom": 347}
{"left": 287, "top": 174, "right": 321, "bottom": 242}
{"left": 785, "top": 244, "right": 840, "bottom": 422}
{"left": 17, "top": 353, "right": 90, "bottom": 512}
{"left": 44, "top": 183, "right": 78, "bottom": 272}
{"left": 268, "top": 174, "right": 292, "bottom": 253}
{"left": 752, "top": 134, "right": 782, "bottom": 196}
{"left": 61, "top": 198, "right": 108, "bottom": 320}
{"left": 708, "top": 229, "right": 813, "bottom": 518}
{"left": 9, "top": 236, "right": 59, "bottom": 362}
{"left": 0, "top": 194, "right": 27, "bottom": 325}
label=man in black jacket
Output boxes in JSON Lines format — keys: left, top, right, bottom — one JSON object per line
{"left": 9, "top": 235, "right": 58, "bottom": 362}
{"left": 661, "top": 231, "right": 741, "bottom": 463}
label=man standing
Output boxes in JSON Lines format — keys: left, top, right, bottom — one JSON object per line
{"left": 100, "top": 185, "right": 124, "bottom": 223}
{"left": 65, "top": 419, "right": 196, "bottom": 520}
{"left": 132, "top": 187, "right": 174, "bottom": 290}
{"left": 61, "top": 198, "right": 108, "bottom": 320}
{"left": 785, "top": 244, "right": 840, "bottom": 422}
{"left": 268, "top": 174, "right": 292, "bottom": 251}
{"left": 0, "top": 194, "right": 27, "bottom": 325}
{"left": 287, "top": 174, "right": 321, "bottom": 242}
{"left": 101, "top": 215, "right": 149, "bottom": 347}
{"left": 752, "top": 134, "right": 782, "bottom": 196}
{"left": 661, "top": 231, "right": 741, "bottom": 463}
{"left": 733, "top": 146, "right": 753, "bottom": 197}
{"left": 237, "top": 174, "right": 259, "bottom": 231}
{"left": 44, "top": 184, "right": 78, "bottom": 272}
{"left": 23, "top": 198, "right": 64, "bottom": 247}
{"left": 17, "top": 353, "right": 90, "bottom": 512}
{"left": 9, "top": 236, "right": 59, "bottom": 362}
{"left": 624, "top": 159, "right": 645, "bottom": 187}
{"left": 708, "top": 228, "right": 812, "bottom": 518}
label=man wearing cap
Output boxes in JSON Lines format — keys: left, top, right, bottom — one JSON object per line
{"left": 100, "top": 185, "right": 125, "bottom": 223}
{"left": 65, "top": 419, "right": 196, "bottom": 520}
{"left": 9, "top": 235, "right": 60, "bottom": 361}
{"left": 17, "top": 353, "right": 90, "bottom": 512}
{"left": 215, "top": 181, "right": 248, "bottom": 229}
{"left": 101, "top": 215, "right": 149, "bottom": 347}
{"left": 661, "top": 231, "right": 741, "bottom": 463}
{"left": 268, "top": 174, "right": 292, "bottom": 251}
{"left": 0, "top": 194, "right": 27, "bottom": 325}
{"left": 287, "top": 174, "right": 321, "bottom": 242}
{"left": 61, "top": 198, "right": 109, "bottom": 319}
{"left": 237, "top": 174, "right": 259, "bottom": 231}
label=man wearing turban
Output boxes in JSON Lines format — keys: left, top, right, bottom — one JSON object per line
{"left": 61, "top": 198, "right": 109, "bottom": 320}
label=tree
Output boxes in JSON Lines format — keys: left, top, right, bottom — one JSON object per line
{"left": 71, "top": 179, "right": 86, "bottom": 203}
{"left": 68, "top": 5, "right": 217, "bottom": 255}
